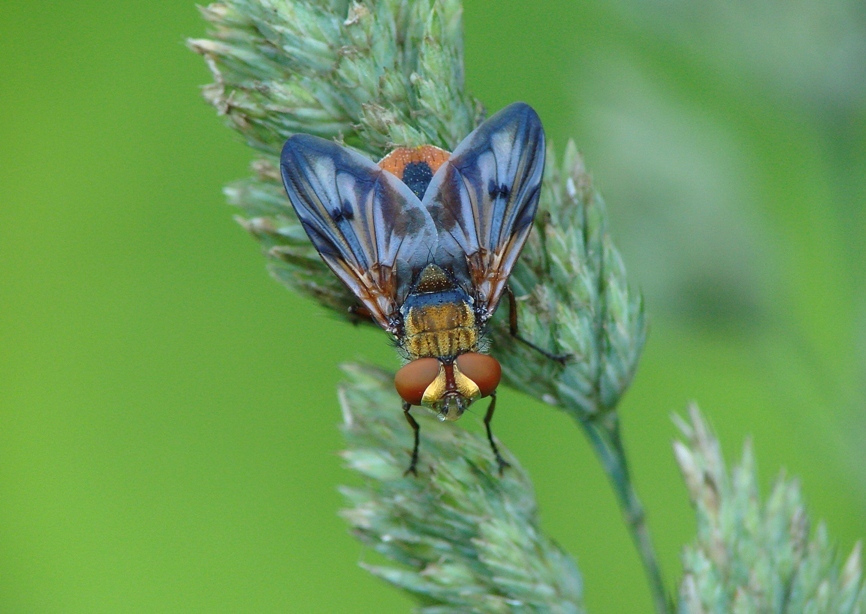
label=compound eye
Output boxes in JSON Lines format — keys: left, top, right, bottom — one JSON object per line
{"left": 394, "top": 358, "right": 440, "bottom": 405}
{"left": 456, "top": 353, "right": 501, "bottom": 398}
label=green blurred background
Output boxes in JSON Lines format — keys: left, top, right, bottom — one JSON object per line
{"left": 2, "top": 0, "right": 864, "bottom": 611}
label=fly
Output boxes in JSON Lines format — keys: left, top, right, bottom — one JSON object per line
{"left": 280, "top": 103, "right": 561, "bottom": 475}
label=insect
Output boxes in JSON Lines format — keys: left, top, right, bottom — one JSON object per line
{"left": 280, "top": 102, "right": 556, "bottom": 475}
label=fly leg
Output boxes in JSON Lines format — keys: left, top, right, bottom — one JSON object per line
{"left": 505, "top": 286, "right": 571, "bottom": 364}
{"left": 484, "top": 392, "right": 511, "bottom": 475}
{"left": 506, "top": 286, "right": 571, "bottom": 363}
{"left": 347, "top": 304, "right": 373, "bottom": 326}
{"left": 402, "top": 402, "right": 420, "bottom": 476}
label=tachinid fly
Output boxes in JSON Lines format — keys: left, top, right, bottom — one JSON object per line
{"left": 280, "top": 103, "right": 554, "bottom": 475}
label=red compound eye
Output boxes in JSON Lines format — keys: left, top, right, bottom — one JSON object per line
{"left": 456, "top": 353, "right": 501, "bottom": 397}
{"left": 394, "top": 358, "right": 440, "bottom": 405}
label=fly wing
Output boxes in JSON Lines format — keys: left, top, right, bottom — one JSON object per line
{"left": 280, "top": 134, "right": 436, "bottom": 332}
{"left": 423, "top": 102, "right": 545, "bottom": 322}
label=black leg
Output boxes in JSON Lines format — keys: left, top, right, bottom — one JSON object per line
{"left": 347, "top": 304, "right": 373, "bottom": 326}
{"left": 483, "top": 392, "right": 511, "bottom": 475}
{"left": 505, "top": 286, "right": 571, "bottom": 364}
{"left": 402, "top": 402, "right": 420, "bottom": 476}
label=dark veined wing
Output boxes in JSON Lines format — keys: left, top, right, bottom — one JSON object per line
{"left": 423, "top": 102, "right": 545, "bottom": 322}
{"left": 280, "top": 134, "right": 437, "bottom": 332}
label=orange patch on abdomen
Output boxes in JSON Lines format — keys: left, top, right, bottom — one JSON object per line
{"left": 379, "top": 145, "right": 450, "bottom": 178}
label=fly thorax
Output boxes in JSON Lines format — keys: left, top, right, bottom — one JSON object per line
{"left": 400, "top": 265, "right": 479, "bottom": 359}
{"left": 413, "top": 264, "right": 453, "bottom": 293}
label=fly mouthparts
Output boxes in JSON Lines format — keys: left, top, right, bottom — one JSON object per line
{"left": 437, "top": 394, "right": 467, "bottom": 422}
